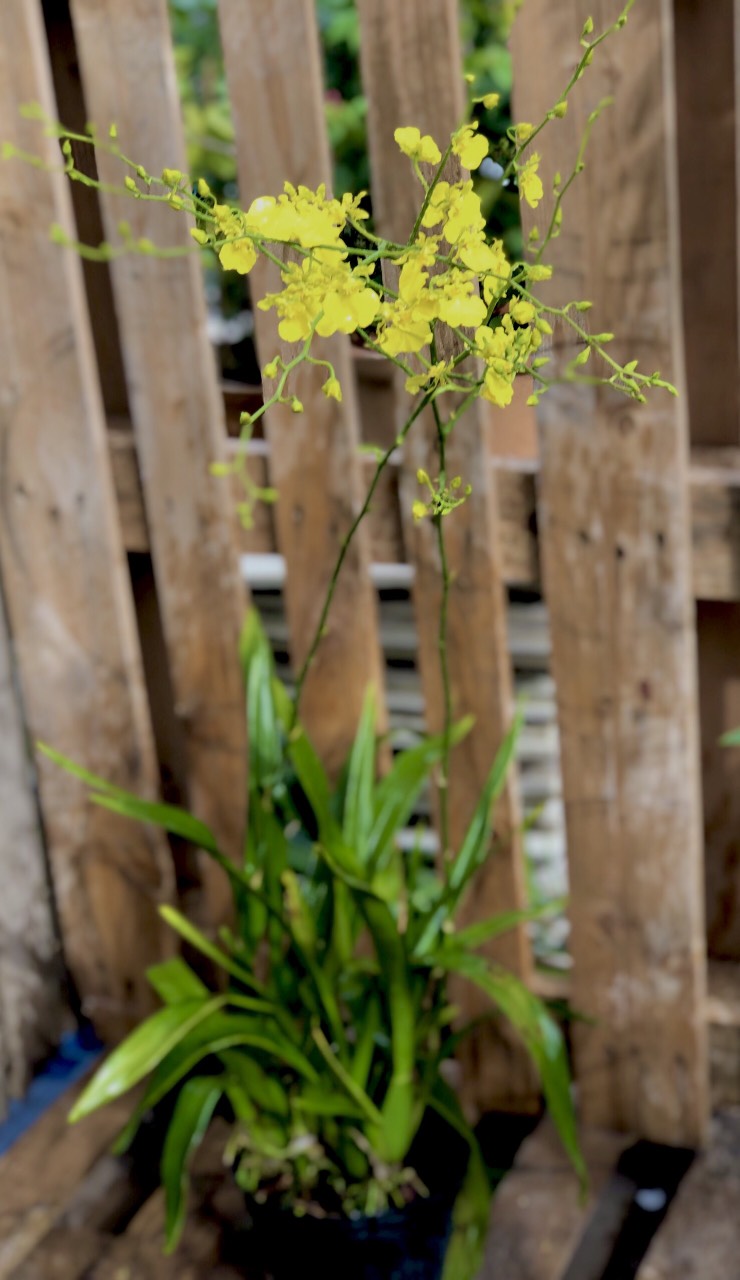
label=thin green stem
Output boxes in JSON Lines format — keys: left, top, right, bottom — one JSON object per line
{"left": 502, "top": 0, "right": 637, "bottom": 184}
{"left": 291, "top": 389, "right": 436, "bottom": 725}
{"left": 409, "top": 140, "right": 454, "bottom": 245}
{"left": 430, "top": 394, "right": 453, "bottom": 865}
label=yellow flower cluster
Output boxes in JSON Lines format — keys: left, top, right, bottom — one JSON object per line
{"left": 375, "top": 170, "right": 512, "bottom": 369}
{"left": 258, "top": 254, "right": 379, "bottom": 343}
{"left": 189, "top": 122, "right": 548, "bottom": 414}
{"left": 476, "top": 312, "right": 543, "bottom": 408}
{"left": 195, "top": 181, "right": 370, "bottom": 278}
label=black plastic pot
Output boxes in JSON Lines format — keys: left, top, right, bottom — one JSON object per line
{"left": 247, "top": 1185, "right": 456, "bottom": 1280}
{"left": 243, "top": 1113, "right": 469, "bottom": 1280}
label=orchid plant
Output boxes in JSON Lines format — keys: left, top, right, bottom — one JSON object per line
{"left": 6, "top": 3, "right": 671, "bottom": 1276}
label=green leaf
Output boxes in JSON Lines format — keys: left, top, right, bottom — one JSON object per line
{"left": 146, "top": 957, "right": 209, "bottom": 1005}
{"left": 367, "top": 718, "right": 473, "bottom": 871}
{"left": 246, "top": 625, "right": 283, "bottom": 792}
{"left": 359, "top": 896, "right": 417, "bottom": 1162}
{"left": 311, "top": 1026, "right": 384, "bottom": 1126}
{"left": 447, "top": 711, "right": 522, "bottom": 897}
{"left": 238, "top": 607, "right": 266, "bottom": 683}
{"left": 112, "top": 1012, "right": 317, "bottom": 1154}
{"left": 90, "top": 792, "right": 221, "bottom": 856}
{"left": 343, "top": 686, "right": 377, "bottom": 855}
{"left": 69, "top": 997, "right": 226, "bottom": 1122}
{"left": 281, "top": 868, "right": 317, "bottom": 955}
{"left": 288, "top": 726, "right": 333, "bottom": 838}
{"left": 224, "top": 1078, "right": 258, "bottom": 1125}
{"left": 37, "top": 741, "right": 222, "bottom": 856}
{"left": 293, "top": 1088, "right": 364, "bottom": 1119}
{"left": 37, "top": 741, "right": 129, "bottom": 796}
{"left": 220, "top": 1050, "right": 289, "bottom": 1117}
{"left": 429, "top": 1084, "right": 490, "bottom": 1280}
{"left": 159, "top": 905, "right": 268, "bottom": 994}
{"left": 271, "top": 673, "right": 295, "bottom": 733}
{"left": 437, "top": 952, "right": 585, "bottom": 1186}
{"left": 720, "top": 727, "right": 740, "bottom": 747}
{"left": 162, "top": 1076, "right": 223, "bottom": 1252}
{"left": 449, "top": 898, "right": 566, "bottom": 953}
{"left": 350, "top": 990, "right": 380, "bottom": 1091}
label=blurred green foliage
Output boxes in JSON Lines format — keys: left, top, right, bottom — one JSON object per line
{"left": 168, "top": 0, "right": 522, "bottom": 253}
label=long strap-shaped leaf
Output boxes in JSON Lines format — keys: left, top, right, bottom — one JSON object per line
{"left": 433, "top": 950, "right": 585, "bottom": 1186}
{"left": 69, "top": 996, "right": 227, "bottom": 1121}
{"left": 162, "top": 1076, "right": 223, "bottom": 1252}
{"left": 428, "top": 1082, "right": 491, "bottom": 1280}
{"left": 113, "top": 1012, "right": 318, "bottom": 1155}
{"left": 39, "top": 741, "right": 222, "bottom": 853}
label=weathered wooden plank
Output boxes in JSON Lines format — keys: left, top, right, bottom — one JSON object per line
{"left": 42, "top": 0, "right": 129, "bottom": 419}
{"left": 683, "top": 0, "right": 740, "bottom": 959}
{"left": 69, "top": 0, "right": 248, "bottom": 925}
{"left": 706, "top": 960, "right": 740, "bottom": 1107}
{"left": 0, "top": 0, "right": 173, "bottom": 1037}
{"left": 691, "top": 452, "right": 740, "bottom": 601}
{"left": 357, "top": 0, "right": 534, "bottom": 1111}
{"left": 0, "top": 1075, "right": 135, "bottom": 1278}
{"left": 675, "top": 0, "right": 739, "bottom": 447}
{"left": 89, "top": 1122, "right": 246, "bottom": 1280}
{"left": 483, "top": 1121, "right": 632, "bottom": 1280}
{"left": 111, "top": 421, "right": 740, "bottom": 605}
{"left": 111, "top": 423, "right": 539, "bottom": 587}
{"left": 637, "top": 1109, "right": 740, "bottom": 1280}
{"left": 217, "top": 0, "right": 385, "bottom": 776}
{"left": 0, "top": 587, "right": 62, "bottom": 1109}
{"left": 485, "top": 376, "right": 540, "bottom": 463}
{"left": 512, "top": 0, "right": 708, "bottom": 1143}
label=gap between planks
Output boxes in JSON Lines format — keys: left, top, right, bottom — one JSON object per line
{"left": 636, "top": 1109, "right": 740, "bottom": 1280}
{"left": 110, "top": 422, "right": 740, "bottom": 604}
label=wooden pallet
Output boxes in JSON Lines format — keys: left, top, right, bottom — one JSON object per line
{"left": 2, "top": 1078, "right": 738, "bottom": 1280}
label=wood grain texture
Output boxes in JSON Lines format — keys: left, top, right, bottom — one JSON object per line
{"left": 357, "top": 0, "right": 535, "bottom": 1113}
{"left": 0, "top": 1113, "right": 248, "bottom": 1280}
{"left": 113, "top": 421, "right": 740, "bottom": 605}
{"left": 0, "top": 1075, "right": 136, "bottom": 1278}
{"left": 0, "top": 590, "right": 62, "bottom": 1110}
{"left": 707, "top": 961, "right": 740, "bottom": 1107}
{"left": 691, "top": 452, "right": 740, "bottom": 601}
{"left": 113, "top": 419, "right": 538, "bottom": 584}
{"left": 218, "top": 0, "right": 385, "bottom": 777}
{"left": 483, "top": 1121, "right": 632, "bottom": 1280}
{"left": 0, "top": 0, "right": 173, "bottom": 1038}
{"left": 69, "top": 0, "right": 248, "bottom": 925}
{"left": 679, "top": 1, "right": 740, "bottom": 961}
{"left": 675, "top": 0, "right": 739, "bottom": 447}
{"left": 512, "top": 0, "right": 708, "bottom": 1143}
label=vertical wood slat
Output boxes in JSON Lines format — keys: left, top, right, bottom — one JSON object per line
{"left": 675, "top": 0, "right": 739, "bottom": 449}
{"left": 675, "top": 0, "right": 740, "bottom": 963}
{"left": 0, "top": 588, "right": 62, "bottom": 1110}
{"left": 357, "top": 0, "right": 535, "bottom": 1112}
{"left": 0, "top": 0, "right": 174, "bottom": 1038}
{"left": 217, "top": 0, "right": 386, "bottom": 776}
{"left": 512, "top": 0, "right": 709, "bottom": 1143}
{"left": 686, "top": 0, "right": 740, "bottom": 965}
{"left": 68, "top": 0, "right": 248, "bottom": 924}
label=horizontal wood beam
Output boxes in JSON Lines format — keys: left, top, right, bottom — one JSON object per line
{"left": 532, "top": 960, "right": 740, "bottom": 1113}
{"left": 110, "top": 425, "right": 740, "bottom": 604}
